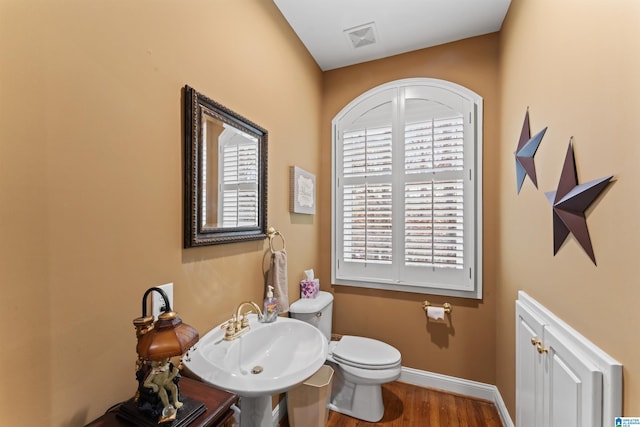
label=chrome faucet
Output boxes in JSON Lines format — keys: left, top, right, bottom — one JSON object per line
{"left": 222, "top": 301, "right": 264, "bottom": 341}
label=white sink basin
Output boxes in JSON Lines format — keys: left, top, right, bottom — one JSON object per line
{"left": 184, "top": 314, "right": 328, "bottom": 398}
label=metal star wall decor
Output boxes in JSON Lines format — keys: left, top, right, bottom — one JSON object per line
{"left": 544, "top": 139, "right": 613, "bottom": 265}
{"left": 515, "top": 109, "right": 548, "bottom": 193}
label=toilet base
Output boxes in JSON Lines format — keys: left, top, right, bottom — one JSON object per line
{"left": 329, "top": 383, "right": 385, "bottom": 422}
{"left": 327, "top": 361, "right": 397, "bottom": 423}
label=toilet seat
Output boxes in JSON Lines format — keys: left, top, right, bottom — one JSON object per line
{"left": 330, "top": 336, "right": 401, "bottom": 370}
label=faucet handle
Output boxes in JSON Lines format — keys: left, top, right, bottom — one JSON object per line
{"left": 240, "top": 312, "right": 251, "bottom": 328}
{"left": 224, "top": 316, "right": 237, "bottom": 339}
{"left": 221, "top": 315, "right": 238, "bottom": 330}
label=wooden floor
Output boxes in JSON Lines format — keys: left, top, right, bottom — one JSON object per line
{"left": 280, "top": 381, "right": 503, "bottom": 427}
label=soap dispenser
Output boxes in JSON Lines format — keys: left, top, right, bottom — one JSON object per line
{"left": 262, "top": 285, "right": 278, "bottom": 323}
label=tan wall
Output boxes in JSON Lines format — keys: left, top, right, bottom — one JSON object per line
{"left": 320, "top": 34, "right": 501, "bottom": 384}
{"left": 0, "top": 1, "right": 50, "bottom": 425}
{"left": 0, "top": 1, "right": 322, "bottom": 425}
{"left": 498, "top": 0, "right": 640, "bottom": 417}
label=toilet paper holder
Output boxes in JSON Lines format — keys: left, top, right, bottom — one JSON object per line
{"left": 421, "top": 301, "right": 452, "bottom": 314}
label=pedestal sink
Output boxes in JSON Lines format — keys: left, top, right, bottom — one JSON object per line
{"left": 183, "top": 314, "right": 328, "bottom": 427}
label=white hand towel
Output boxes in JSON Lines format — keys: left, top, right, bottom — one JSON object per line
{"left": 267, "top": 249, "right": 289, "bottom": 313}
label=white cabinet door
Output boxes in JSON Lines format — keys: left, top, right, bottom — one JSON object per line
{"left": 543, "top": 326, "right": 603, "bottom": 427}
{"left": 516, "top": 302, "right": 545, "bottom": 427}
{"left": 516, "top": 292, "right": 621, "bottom": 427}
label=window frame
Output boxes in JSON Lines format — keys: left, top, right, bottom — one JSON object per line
{"left": 331, "top": 78, "right": 483, "bottom": 299}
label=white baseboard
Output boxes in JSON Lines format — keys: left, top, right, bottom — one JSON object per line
{"left": 400, "top": 367, "right": 514, "bottom": 427}
{"left": 272, "top": 367, "right": 514, "bottom": 427}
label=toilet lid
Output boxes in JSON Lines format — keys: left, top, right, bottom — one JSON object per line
{"left": 331, "top": 336, "right": 401, "bottom": 370}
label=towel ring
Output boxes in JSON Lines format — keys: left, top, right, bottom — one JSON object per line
{"left": 267, "top": 226, "right": 286, "bottom": 252}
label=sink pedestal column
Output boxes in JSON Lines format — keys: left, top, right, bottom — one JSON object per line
{"left": 239, "top": 395, "right": 272, "bottom": 427}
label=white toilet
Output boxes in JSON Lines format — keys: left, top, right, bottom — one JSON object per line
{"left": 289, "top": 291, "right": 402, "bottom": 422}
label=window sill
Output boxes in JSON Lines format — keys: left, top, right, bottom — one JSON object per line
{"left": 332, "top": 278, "right": 482, "bottom": 299}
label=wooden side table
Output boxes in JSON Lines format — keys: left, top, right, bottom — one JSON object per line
{"left": 85, "top": 377, "right": 238, "bottom": 427}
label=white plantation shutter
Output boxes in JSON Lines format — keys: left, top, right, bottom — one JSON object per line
{"left": 333, "top": 79, "right": 482, "bottom": 298}
{"left": 404, "top": 115, "right": 465, "bottom": 269}
{"left": 201, "top": 129, "right": 210, "bottom": 228}
{"left": 404, "top": 179, "right": 464, "bottom": 268}
{"left": 218, "top": 128, "right": 259, "bottom": 227}
{"left": 343, "top": 183, "right": 393, "bottom": 264}
{"left": 405, "top": 116, "right": 464, "bottom": 174}
{"left": 343, "top": 126, "right": 393, "bottom": 178}
{"left": 342, "top": 124, "right": 394, "bottom": 264}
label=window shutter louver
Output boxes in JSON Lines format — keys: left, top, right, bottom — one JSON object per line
{"left": 405, "top": 115, "right": 464, "bottom": 174}
{"left": 201, "top": 131, "right": 209, "bottom": 228}
{"left": 343, "top": 183, "right": 393, "bottom": 264}
{"left": 404, "top": 114, "right": 465, "bottom": 269}
{"left": 220, "top": 136, "right": 259, "bottom": 227}
{"left": 404, "top": 180, "right": 464, "bottom": 268}
{"left": 343, "top": 126, "right": 392, "bottom": 177}
{"left": 342, "top": 124, "right": 393, "bottom": 264}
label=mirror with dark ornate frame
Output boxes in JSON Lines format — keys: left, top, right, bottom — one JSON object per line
{"left": 183, "top": 85, "right": 268, "bottom": 247}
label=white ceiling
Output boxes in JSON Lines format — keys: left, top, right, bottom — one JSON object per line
{"left": 273, "top": 0, "right": 512, "bottom": 71}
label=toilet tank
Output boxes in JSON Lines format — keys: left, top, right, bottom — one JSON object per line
{"left": 289, "top": 291, "right": 333, "bottom": 341}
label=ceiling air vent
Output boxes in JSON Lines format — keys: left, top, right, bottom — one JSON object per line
{"left": 344, "top": 22, "right": 377, "bottom": 49}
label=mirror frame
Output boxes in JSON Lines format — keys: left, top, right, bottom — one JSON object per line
{"left": 183, "top": 85, "right": 268, "bottom": 247}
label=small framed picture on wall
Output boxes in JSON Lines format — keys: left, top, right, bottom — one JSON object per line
{"left": 290, "top": 166, "right": 316, "bottom": 215}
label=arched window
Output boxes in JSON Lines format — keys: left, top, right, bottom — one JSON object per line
{"left": 332, "top": 78, "right": 483, "bottom": 298}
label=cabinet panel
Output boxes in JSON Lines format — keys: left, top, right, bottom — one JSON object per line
{"left": 516, "top": 302, "right": 544, "bottom": 427}
{"left": 544, "top": 326, "right": 602, "bottom": 427}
